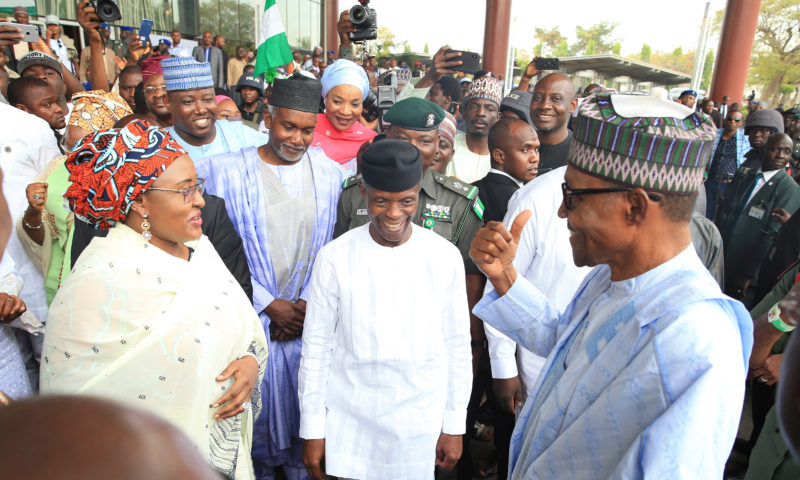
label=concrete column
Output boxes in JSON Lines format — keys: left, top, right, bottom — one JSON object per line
{"left": 709, "top": 0, "right": 762, "bottom": 103}
{"left": 482, "top": 0, "right": 512, "bottom": 77}
{"left": 325, "top": 0, "right": 340, "bottom": 57}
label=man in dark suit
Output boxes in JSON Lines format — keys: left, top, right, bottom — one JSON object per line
{"left": 716, "top": 133, "right": 800, "bottom": 306}
{"left": 192, "top": 31, "right": 225, "bottom": 89}
{"left": 71, "top": 193, "right": 253, "bottom": 302}
{"left": 701, "top": 98, "right": 723, "bottom": 128}
{"left": 474, "top": 117, "right": 540, "bottom": 222}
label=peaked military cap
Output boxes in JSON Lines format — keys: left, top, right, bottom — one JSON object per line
{"left": 384, "top": 97, "right": 445, "bottom": 131}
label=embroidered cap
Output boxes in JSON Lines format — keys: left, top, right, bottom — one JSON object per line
{"left": 270, "top": 70, "right": 322, "bottom": 114}
{"left": 463, "top": 75, "right": 502, "bottom": 107}
{"left": 383, "top": 97, "right": 445, "bottom": 132}
{"left": 568, "top": 94, "right": 716, "bottom": 194}
{"left": 161, "top": 57, "right": 214, "bottom": 92}
{"left": 438, "top": 112, "right": 457, "bottom": 145}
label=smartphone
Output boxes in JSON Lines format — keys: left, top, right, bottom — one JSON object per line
{"left": 0, "top": 22, "right": 39, "bottom": 43}
{"left": 138, "top": 19, "right": 154, "bottom": 48}
{"left": 445, "top": 50, "right": 481, "bottom": 75}
{"left": 535, "top": 57, "right": 560, "bottom": 71}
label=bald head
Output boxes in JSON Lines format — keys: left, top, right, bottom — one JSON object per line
{"left": 0, "top": 396, "right": 221, "bottom": 480}
{"left": 530, "top": 73, "right": 578, "bottom": 143}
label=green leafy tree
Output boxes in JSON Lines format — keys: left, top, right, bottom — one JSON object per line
{"left": 701, "top": 50, "right": 715, "bottom": 91}
{"left": 640, "top": 44, "right": 652, "bottom": 62}
{"left": 571, "top": 22, "right": 618, "bottom": 55}
{"left": 746, "top": 0, "right": 800, "bottom": 104}
{"left": 612, "top": 42, "right": 621, "bottom": 55}
{"left": 585, "top": 38, "right": 596, "bottom": 55}
{"left": 403, "top": 42, "right": 411, "bottom": 54}
{"left": 534, "top": 43, "right": 543, "bottom": 57}
{"left": 554, "top": 39, "right": 570, "bottom": 57}
{"left": 534, "top": 27, "right": 567, "bottom": 56}
{"left": 424, "top": 42, "right": 429, "bottom": 54}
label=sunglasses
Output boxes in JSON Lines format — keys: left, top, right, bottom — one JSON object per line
{"left": 725, "top": 117, "right": 742, "bottom": 122}
{"left": 148, "top": 178, "right": 205, "bottom": 203}
{"left": 561, "top": 182, "right": 660, "bottom": 210}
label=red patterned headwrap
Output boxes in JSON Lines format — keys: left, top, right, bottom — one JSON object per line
{"left": 64, "top": 120, "right": 187, "bottom": 229}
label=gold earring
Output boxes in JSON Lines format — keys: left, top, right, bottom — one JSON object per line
{"left": 141, "top": 214, "right": 152, "bottom": 241}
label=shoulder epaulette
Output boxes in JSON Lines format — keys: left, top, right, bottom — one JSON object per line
{"left": 342, "top": 174, "right": 362, "bottom": 189}
{"left": 433, "top": 173, "right": 478, "bottom": 199}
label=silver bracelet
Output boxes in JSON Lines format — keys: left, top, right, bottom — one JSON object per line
{"left": 23, "top": 217, "right": 42, "bottom": 230}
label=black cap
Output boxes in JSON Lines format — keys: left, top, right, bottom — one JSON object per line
{"left": 270, "top": 71, "right": 322, "bottom": 113}
{"left": 361, "top": 140, "right": 422, "bottom": 192}
{"left": 500, "top": 90, "right": 533, "bottom": 125}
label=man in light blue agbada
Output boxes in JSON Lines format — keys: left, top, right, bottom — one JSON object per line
{"left": 470, "top": 94, "right": 753, "bottom": 479}
{"left": 160, "top": 57, "right": 267, "bottom": 162}
{"left": 195, "top": 71, "right": 343, "bottom": 480}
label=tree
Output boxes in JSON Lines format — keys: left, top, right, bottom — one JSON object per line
{"left": 640, "top": 44, "right": 652, "bottom": 63}
{"left": 701, "top": 50, "right": 715, "bottom": 91}
{"left": 424, "top": 42, "right": 429, "bottom": 54}
{"left": 534, "top": 27, "right": 567, "bottom": 56}
{"left": 373, "top": 26, "right": 396, "bottom": 57}
{"left": 585, "top": 39, "right": 596, "bottom": 55}
{"left": 534, "top": 43, "right": 543, "bottom": 57}
{"left": 403, "top": 42, "right": 411, "bottom": 54}
{"left": 746, "top": 0, "right": 800, "bottom": 104}
{"left": 554, "top": 39, "right": 570, "bottom": 57}
{"left": 612, "top": 42, "right": 621, "bottom": 56}
{"left": 571, "top": 22, "right": 618, "bottom": 55}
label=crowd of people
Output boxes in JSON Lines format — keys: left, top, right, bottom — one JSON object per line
{"left": 1, "top": 2, "right": 800, "bottom": 480}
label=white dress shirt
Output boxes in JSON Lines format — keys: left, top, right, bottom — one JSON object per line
{"left": 299, "top": 224, "right": 472, "bottom": 479}
{"left": 0, "top": 104, "right": 61, "bottom": 330}
{"left": 483, "top": 166, "right": 591, "bottom": 393}
{"left": 747, "top": 168, "right": 781, "bottom": 204}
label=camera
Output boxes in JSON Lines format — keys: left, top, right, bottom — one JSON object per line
{"left": 348, "top": 0, "right": 377, "bottom": 42}
{"left": 89, "top": 0, "right": 122, "bottom": 23}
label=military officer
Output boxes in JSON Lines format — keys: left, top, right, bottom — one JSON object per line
{"left": 333, "top": 97, "right": 484, "bottom": 274}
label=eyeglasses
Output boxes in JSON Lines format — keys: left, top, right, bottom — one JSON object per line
{"left": 725, "top": 117, "right": 742, "bottom": 122}
{"left": 143, "top": 85, "right": 167, "bottom": 95}
{"left": 147, "top": 178, "right": 205, "bottom": 203}
{"left": 561, "top": 182, "right": 660, "bottom": 210}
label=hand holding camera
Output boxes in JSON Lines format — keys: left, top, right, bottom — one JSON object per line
{"left": 77, "top": 0, "right": 103, "bottom": 43}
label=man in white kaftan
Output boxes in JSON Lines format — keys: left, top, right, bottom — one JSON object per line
{"left": 195, "top": 72, "right": 342, "bottom": 480}
{"left": 470, "top": 94, "right": 754, "bottom": 479}
{"left": 299, "top": 140, "right": 472, "bottom": 479}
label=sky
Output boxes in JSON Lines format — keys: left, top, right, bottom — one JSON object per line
{"left": 368, "top": 0, "right": 729, "bottom": 57}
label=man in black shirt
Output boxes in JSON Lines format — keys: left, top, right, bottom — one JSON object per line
{"left": 529, "top": 73, "right": 577, "bottom": 176}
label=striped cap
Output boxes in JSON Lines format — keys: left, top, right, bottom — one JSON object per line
{"left": 161, "top": 57, "right": 214, "bottom": 92}
{"left": 569, "top": 94, "right": 716, "bottom": 194}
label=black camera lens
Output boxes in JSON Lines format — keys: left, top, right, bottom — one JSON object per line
{"left": 349, "top": 5, "right": 368, "bottom": 25}
{"left": 92, "top": 0, "right": 122, "bottom": 23}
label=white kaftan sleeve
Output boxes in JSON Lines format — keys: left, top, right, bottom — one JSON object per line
{"left": 298, "top": 246, "right": 338, "bottom": 439}
{"left": 442, "top": 250, "right": 472, "bottom": 435}
{"left": 473, "top": 276, "right": 563, "bottom": 359}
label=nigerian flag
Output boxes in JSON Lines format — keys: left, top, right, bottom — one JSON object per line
{"left": 255, "top": 0, "right": 293, "bottom": 81}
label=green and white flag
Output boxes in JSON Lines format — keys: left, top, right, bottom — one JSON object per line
{"left": 254, "top": 0, "right": 293, "bottom": 81}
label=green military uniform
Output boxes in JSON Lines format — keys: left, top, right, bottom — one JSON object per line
{"left": 334, "top": 168, "right": 484, "bottom": 274}
{"left": 744, "top": 262, "right": 799, "bottom": 480}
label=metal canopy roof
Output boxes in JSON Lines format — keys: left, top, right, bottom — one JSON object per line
{"left": 557, "top": 54, "right": 692, "bottom": 86}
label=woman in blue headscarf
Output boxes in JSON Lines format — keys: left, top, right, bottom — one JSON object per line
{"left": 311, "top": 59, "right": 376, "bottom": 174}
